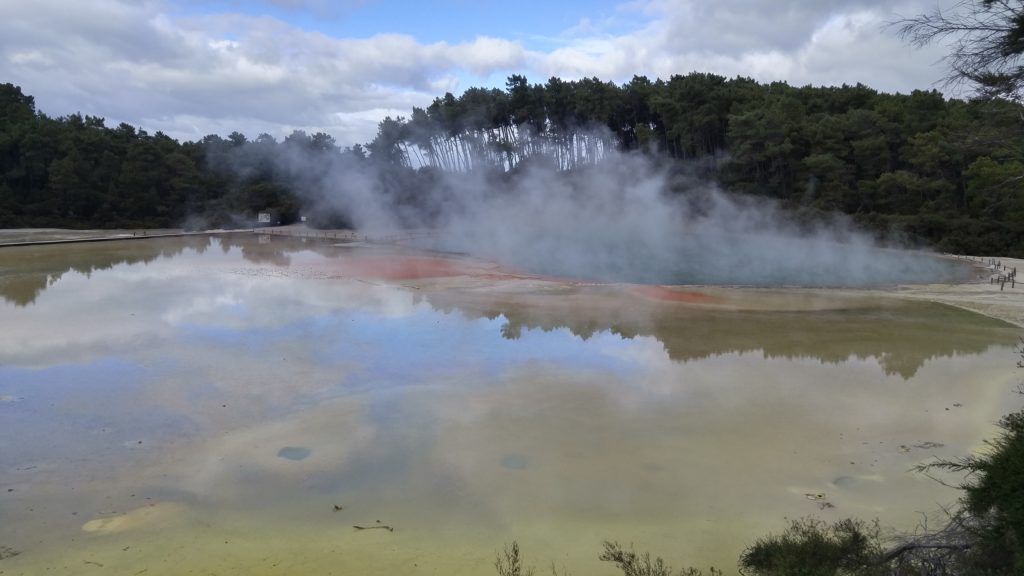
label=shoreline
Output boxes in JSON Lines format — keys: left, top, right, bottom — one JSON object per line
{"left": 0, "top": 228, "right": 254, "bottom": 247}
{"left": 889, "top": 254, "right": 1024, "bottom": 329}
{"left": 1, "top": 226, "right": 1021, "bottom": 328}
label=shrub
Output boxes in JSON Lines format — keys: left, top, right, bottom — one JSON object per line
{"left": 738, "top": 517, "right": 884, "bottom": 576}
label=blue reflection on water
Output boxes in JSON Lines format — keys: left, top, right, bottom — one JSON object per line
{"left": 332, "top": 309, "right": 641, "bottom": 385}
{"left": 0, "top": 359, "right": 199, "bottom": 466}
{"left": 176, "top": 305, "right": 644, "bottom": 397}
{"left": 2, "top": 359, "right": 146, "bottom": 414}
{"left": 155, "top": 302, "right": 649, "bottom": 498}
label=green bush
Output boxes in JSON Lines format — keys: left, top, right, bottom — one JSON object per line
{"left": 738, "top": 518, "right": 884, "bottom": 576}
{"left": 924, "top": 411, "right": 1024, "bottom": 574}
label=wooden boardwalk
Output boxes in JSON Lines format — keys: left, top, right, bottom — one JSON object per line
{"left": 950, "top": 254, "right": 1018, "bottom": 290}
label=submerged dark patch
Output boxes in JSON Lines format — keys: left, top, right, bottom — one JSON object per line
{"left": 277, "top": 446, "right": 312, "bottom": 461}
{"left": 501, "top": 454, "right": 529, "bottom": 470}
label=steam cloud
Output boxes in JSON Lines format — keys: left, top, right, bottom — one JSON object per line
{"left": 234, "top": 145, "right": 966, "bottom": 288}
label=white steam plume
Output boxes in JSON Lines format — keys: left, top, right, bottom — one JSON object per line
{"left": 241, "top": 144, "right": 966, "bottom": 288}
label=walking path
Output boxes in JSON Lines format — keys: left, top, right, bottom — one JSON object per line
{"left": 0, "top": 230, "right": 224, "bottom": 248}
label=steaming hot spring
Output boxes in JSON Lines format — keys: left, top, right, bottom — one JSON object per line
{"left": 0, "top": 231, "right": 1018, "bottom": 576}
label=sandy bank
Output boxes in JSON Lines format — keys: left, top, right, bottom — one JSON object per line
{"left": 891, "top": 256, "right": 1024, "bottom": 328}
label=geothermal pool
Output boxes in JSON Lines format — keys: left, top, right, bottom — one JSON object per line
{"left": 0, "top": 235, "right": 1020, "bottom": 575}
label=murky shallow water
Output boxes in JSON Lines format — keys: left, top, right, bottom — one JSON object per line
{"left": 0, "top": 235, "right": 1020, "bottom": 575}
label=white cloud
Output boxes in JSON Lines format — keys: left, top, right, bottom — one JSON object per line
{"left": 0, "top": 0, "right": 523, "bottom": 144}
{"left": 0, "top": 0, "right": 960, "bottom": 146}
{"left": 536, "top": 0, "right": 954, "bottom": 94}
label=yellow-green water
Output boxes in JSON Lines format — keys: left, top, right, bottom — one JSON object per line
{"left": 0, "top": 236, "right": 1019, "bottom": 575}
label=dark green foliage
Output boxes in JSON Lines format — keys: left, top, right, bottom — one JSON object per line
{"left": 919, "top": 403, "right": 1024, "bottom": 572}
{"left": 739, "top": 518, "right": 884, "bottom": 576}
{"left": 1, "top": 78, "right": 1023, "bottom": 256}
{"left": 363, "top": 74, "right": 1024, "bottom": 256}
{"left": 896, "top": 1, "right": 1024, "bottom": 101}
{"left": 0, "top": 84, "right": 345, "bottom": 229}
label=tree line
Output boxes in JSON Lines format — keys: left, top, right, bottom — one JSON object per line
{"left": 0, "top": 82, "right": 335, "bottom": 230}
{"left": 365, "top": 72, "right": 1024, "bottom": 255}
{"left": 1, "top": 74, "right": 1022, "bottom": 255}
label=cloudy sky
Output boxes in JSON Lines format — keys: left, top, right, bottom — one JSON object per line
{"left": 0, "top": 0, "right": 957, "bottom": 147}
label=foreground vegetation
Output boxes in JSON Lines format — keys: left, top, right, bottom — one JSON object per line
{"left": 1, "top": 75, "right": 1022, "bottom": 255}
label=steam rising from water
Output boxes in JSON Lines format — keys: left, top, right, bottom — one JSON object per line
{"left": 245, "top": 146, "right": 966, "bottom": 287}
